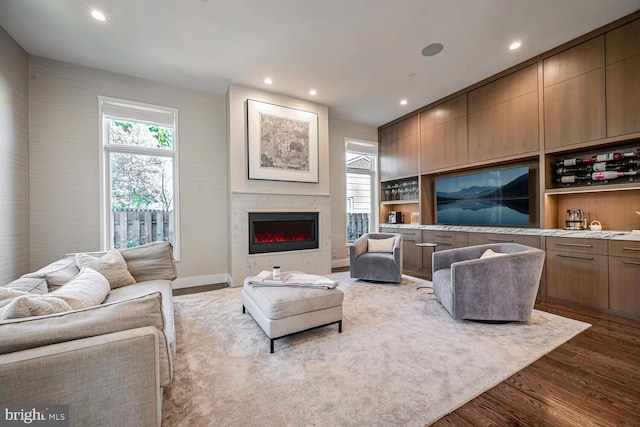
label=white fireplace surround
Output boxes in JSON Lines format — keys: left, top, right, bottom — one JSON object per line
{"left": 228, "top": 193, "right": 331, "bottom": 286}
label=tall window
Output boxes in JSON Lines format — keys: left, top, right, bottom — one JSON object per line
{"left": 346, "top": 139, "right": 378, "bottom": 242}
{"left": 99, "top": 96, "right": 179, "bottom": 257}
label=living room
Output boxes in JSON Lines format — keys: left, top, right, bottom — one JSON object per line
{"left": 1, "top": 1, "right": 639, "bottom": 426}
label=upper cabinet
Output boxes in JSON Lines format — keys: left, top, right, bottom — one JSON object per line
{"left": 420, "top": 94, "right": 468, "bottom": 173}
{"left": 468, "top": 64, "right": 539, "bottom": 163}
{"left": 606, "top": 19, "right": 640, "bottom": 137}
{"left": 543, "top": 36, "right": 606, "bottom": 149}
{"left": 379, "top": 115, "right": 419, "bottom": 180}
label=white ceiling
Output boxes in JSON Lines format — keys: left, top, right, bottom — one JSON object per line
{"left": 1, "top": 0, "right": 639, "bottom": 126}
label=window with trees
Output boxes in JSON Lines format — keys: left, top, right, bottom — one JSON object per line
{"left": 99, "top": 96, "right": 179, "bottom": 257}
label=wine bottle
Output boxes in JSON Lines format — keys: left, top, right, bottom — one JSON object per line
{"left": 556, "top": 174, "right": 592, "bottom": 184}
{"left": 592, "top": 150, "right": 639, "bottom": 162}
{"left": 555, "top": 158, "right": 593, "bottom": 167}
{"left": 592, "top": 160, "right": 639, "bottom": 172}
{"left": 555, "top": 165, "right": 593, "bottom": 175}
{"left": 591, "top": 171, "right": 638, "bottom": 181}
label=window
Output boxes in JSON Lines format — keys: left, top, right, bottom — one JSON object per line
{"left": 98, "top": 96, "right": 179, "bottom": 257}
{"left": 345, "top": 139, "right": 378, "bottom": 242}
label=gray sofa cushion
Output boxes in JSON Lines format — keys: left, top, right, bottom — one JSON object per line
{"left": 119, "top": 242, "right": 177, "bottom": 282}
{"left": 105, "top": 280, "right": 175, "bottom": 359}
{"left": 1, "top": 277, "right": 48, "bottom": 294}
{"left": 22, "top": 258, "right": 79, "bottom": 291}
{"left": 0, "top": 291, "right": 173, "bottom": 386}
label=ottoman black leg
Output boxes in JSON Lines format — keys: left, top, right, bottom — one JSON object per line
{"left": 339, "top": 320, "right": 343, "bottom": 333}
{"left": 270, "top": 339, "right": 275, "bottom": 354}
{"left": 242, "top": 305, "right": 245, "bottom": 314}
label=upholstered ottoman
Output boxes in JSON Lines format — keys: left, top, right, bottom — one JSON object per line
{"left": 242, "top": 278, "right": 344, "bottom": 353}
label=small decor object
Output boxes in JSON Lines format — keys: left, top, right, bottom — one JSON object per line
{"left": 272, "top": 266, "right": 281, "bottom": 281}
{"left": 589, "top": 220, "right": 602, "bottom": 231}
{"left": 247, "top": 99, "right": 319, "bottom": 183}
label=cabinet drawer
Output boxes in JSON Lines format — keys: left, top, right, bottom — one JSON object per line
{"left": 422, "top": 230, "right": 469, "bottom": 245}
{"left": 468, "top": 232, "right": 541, "bottom": 248}
{"left": 608, "top": 240, "right": 640, "bottom": 259}
{"left": 546, "top": 237, "right": 608, "bottom": 255}
{"left": 400, "top": 229, "right": 421, "bottom": 241}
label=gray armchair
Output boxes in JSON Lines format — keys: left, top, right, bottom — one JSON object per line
{"left": 350, "top": 233, "right": 403, "bottom": 283}
{"left": 432, "top": 243, "right": 545, "bottom": 321}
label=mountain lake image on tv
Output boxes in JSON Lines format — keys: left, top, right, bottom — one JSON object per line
{"left": 435, "top": 166, "right": 530, "bottom": 226}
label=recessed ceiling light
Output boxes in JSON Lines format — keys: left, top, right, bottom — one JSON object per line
{"left": 510, "top": 41, "right": 521, "bottom": 50}
{"left": 422, "top": 43, "right": 444, "bottom": 57}
{"left": 400, "top": 99, "right": 408, "bottom": 106}
{"left": 264, "top": 78, "right": 273, "bottom": 85}
{"left": 309, "top": 89, "right": 317, "bottom": 96}
{"left": 91, "top": 10, "right": 106, "bottom": 21}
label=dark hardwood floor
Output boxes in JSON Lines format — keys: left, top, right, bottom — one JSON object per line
{"left": 432, "top": 301, "right": 640, "bottom": 426}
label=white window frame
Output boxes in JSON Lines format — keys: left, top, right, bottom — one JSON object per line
{"left": 98, "top": 96, "right": 180, "bottom": 259}
{"left": 345, "top": 138, "right": 379, "bottom": 241}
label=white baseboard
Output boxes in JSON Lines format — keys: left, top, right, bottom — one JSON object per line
{"left": 331, "top": 258, "right": 350, "bottom": 269}
{"left": 172, "top": 273, "right": 230, "bottom": 289}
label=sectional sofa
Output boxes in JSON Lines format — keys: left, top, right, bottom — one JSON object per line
{"left": 0, "top": 241, "right": 177, "bottom": 427}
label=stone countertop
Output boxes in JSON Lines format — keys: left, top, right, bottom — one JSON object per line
{"left": 379, "top": 223, "right": 640, "bottom": 241}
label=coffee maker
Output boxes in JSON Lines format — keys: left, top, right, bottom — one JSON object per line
{"left": 388, "top": 211, "right": 403, "bottom": 224}
{"left": 565, "top": 209, "right": 587, "bottom": 230}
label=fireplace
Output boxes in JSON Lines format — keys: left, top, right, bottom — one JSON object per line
{"left": 249, "top": 212, "right": 319, "bottom": 254}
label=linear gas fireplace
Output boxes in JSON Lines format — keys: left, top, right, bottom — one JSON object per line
{"left": 249, "top": 212, "right": 319, "bottom": 254}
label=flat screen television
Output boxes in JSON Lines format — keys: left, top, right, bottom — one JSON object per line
{"left": 435, "top": 166, "right": 530, "bottom": 226}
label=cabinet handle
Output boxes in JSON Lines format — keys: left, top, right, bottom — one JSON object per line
{"left": 489, "top": 238, "right": 514, "bottom": 242}
{"left": 404, "top": 239, "right": 416, "bottom": 243}
{"left": 555, "top": 242, "right": 593, "bottom": 248}
{"left": 435, "top": 235, "right": 453, "bottom": 238}
{"left": 623, "top": 260, "right": 640, "bottom": 266}
{"left": 438, "top": 243, "right": 453, "bottom": 247}
{"left": 557, "top": 254, "right": 594, "bottom": 261}
{"left": 623, "top": 247, "right": 640, "bottom": 252}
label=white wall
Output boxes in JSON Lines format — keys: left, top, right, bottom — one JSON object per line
{"left": 328, "top": 117, "right": 377, "bottom": 266}
{"left": 0, "top": 26, "right": 30, "bottom": 283}
{"left": 226, "top": 85, "right": 331, "bottom": 285}
{"left": 28, "top": 57, "right": 228, "bottom": 285}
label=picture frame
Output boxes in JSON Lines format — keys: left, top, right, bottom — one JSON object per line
{"left": 247, "top": 99, "right": 319, "bottom": 183}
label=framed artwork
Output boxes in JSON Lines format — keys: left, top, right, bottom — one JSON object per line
{"left": 247, "top": 99, "right": 319, "bottom": 183}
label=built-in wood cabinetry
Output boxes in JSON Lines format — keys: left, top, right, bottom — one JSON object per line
{"left": 420, "top": 94, "right": 468, "bottom": 172}
{"left": 608, "top": 240, "right": 640, "bottom": 318}
{"left": 543, "top": 36, "right": 606, "bottom": 149}
{"left": 376, "top": 13, "right": 640, "bottom": 319}
{"left": 379, "top": 115, "right": 419, "bottom": 180}
{"left": 468, "top": 64, "right": 539, "bottom": 162}
{"left": 545, "top": 237, "right": 609, "bottom": 310}
{"left": 606, "top": 19, "right": 640, "bottom": 137}
{"left": 380, "top": 227, "right": 422, "bottom": 274}
{"left": 400, "top": 228, "right": 422, "bottom": 273}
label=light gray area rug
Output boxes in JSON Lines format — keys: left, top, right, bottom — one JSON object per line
{"left": 162, "top": 272, "right": 590, "bottom": 426}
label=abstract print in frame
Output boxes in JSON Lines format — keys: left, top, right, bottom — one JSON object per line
{"left": 247, "top": 99, "right": 319, "bottom": 183}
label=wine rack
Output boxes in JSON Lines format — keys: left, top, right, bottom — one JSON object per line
{"left": 381, "top": 177, "right": 419, "bottom": 202}
{"left": 553, "top": 147, "right": 640, "bottom": 189}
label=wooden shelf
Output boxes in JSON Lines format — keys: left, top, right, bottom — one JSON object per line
{"left": 381, "top": 200, "right": 419, "bottom": 205}
{"left": 546, "top": 182, "right": 640, "bottom": 195}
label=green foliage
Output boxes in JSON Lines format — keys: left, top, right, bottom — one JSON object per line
{"left": 109, "top": 119, "right": 174, "bottom": 211}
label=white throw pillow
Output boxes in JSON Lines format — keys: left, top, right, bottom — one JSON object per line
{"left": 367, "top": 237, "right": 396, "bottom": 253}
{"left": 51, "top": 267, "right": 111, "bottom": 310}
{"left": 0, "top": 288, "right": 73, "bottom": 320}
{"left": 75, "top": 250, "right": 136, "bottom": 289}
{"left": 480, "top": 249, "right": 509, "bottom": 259}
